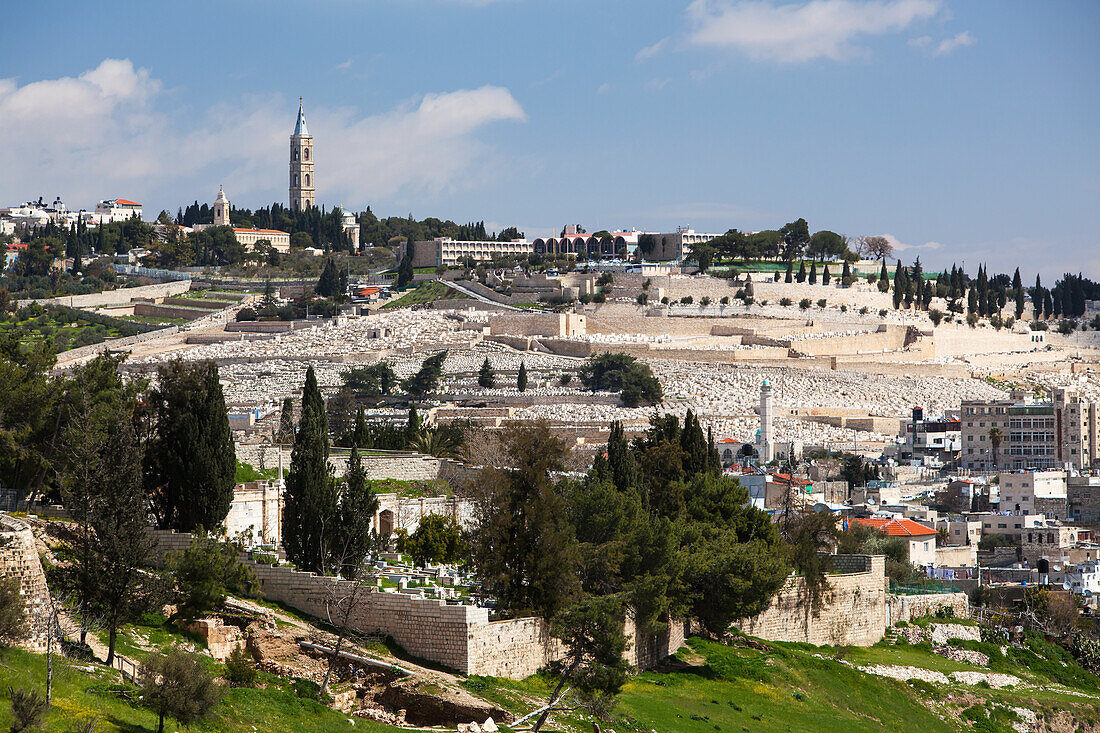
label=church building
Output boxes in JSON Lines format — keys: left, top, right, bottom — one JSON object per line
{"left": 211, "top": 186, "right": 291, "bottom": 253}
{"left": 290, "top": 100, "right": 314, "bottom": 211}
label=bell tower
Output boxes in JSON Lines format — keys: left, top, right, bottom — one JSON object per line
{"left": 213, "top": 186, "right": 230, "bottom": 226}
{"left": 289, "top": 98, "right": 314, "bottom": 211}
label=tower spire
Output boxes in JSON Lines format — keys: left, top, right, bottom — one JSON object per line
{"left": 290, "top": 98, "right": 314, "bottom": 210}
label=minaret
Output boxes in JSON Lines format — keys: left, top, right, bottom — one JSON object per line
{"left": 213, "top": 186, "right": 230, "bottom": 227}
{"left": 758, "top": 378, "right": 775, "bottom": 462}
{"left": 289, "top": 98, "right": 314, "bottom": 211}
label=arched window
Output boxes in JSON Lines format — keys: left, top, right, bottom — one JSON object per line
{"left": 304, "top": 148, "right": 309, "bottom": 161}
{"left": 305, "top": 174, "right": 310, "bottom": 187}
{"left": 293, "top": 174, "right": 299, "bottom": 186}
{"left": 293, "top": 149, "right": 299, "bottom": 161}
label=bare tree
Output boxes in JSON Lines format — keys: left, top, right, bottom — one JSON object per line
{"left": 863, "top": 236, "right": 894, "bottom": 261}
{"left": 317, "top": 552, "right": 374, "bottom": 698}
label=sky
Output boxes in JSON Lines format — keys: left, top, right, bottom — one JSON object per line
{"left": 1, "top": 0, "right": 1097, "bottom": 278}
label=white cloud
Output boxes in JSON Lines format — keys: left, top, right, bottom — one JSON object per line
{"left": 881, "top": 233, "right": 941, "bottom": 253}
{"left": 596, "top": 82, "right": 612, "bottom": 95}
{"left": 684, "top": 0, "right": 942, "bottom": 63}
{"left": 636, "top": 37, "right": 670, "bottom": 61}
{"left": 930, "top": 30, "right": 974, "bottom": 56}
{"left": 0, "top": 59, "right": 527, "bottom": 212}
{"left": 334, "top": 59, "right": 353, "bottom": 71}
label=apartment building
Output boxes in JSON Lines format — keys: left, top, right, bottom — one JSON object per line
{"left": 1069, "top": 475, "right": 1100, "bottom": 522}
{"left": 402, "top": 237, "right": 533, "bottom": 268}
{"left": 998, "top": 470, "right": 1068, "bottom": 517}
{"left": 961, "top": 387, "right": 1098, "bottom": 471}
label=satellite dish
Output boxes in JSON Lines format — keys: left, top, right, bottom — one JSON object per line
{"left": 1063, "top": 582, "right": 1072, "bottom": 591}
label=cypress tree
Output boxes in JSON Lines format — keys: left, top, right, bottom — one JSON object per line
{"left": 1072, "top": 273, "right": 1086, "bottom": 317}
{"left": 796, "top": 261, "right": 807, "bottom": 283}
{"left": 478, "top": 357, "right": 495, "bottom": 388}
{"left": 1012, "top": 268, "right": 1022, "bottom": 300}
{"left": 1015, "top": 283, "right": 1026, "bottom": 320}
{"left": 517, "top": 361, "right": 528, "bottom": 392}
{"left": 1043, "top": 289, "right": 1053, "bottom": 319}
{"left": 679, "top": 411, "right": 709, "bottom": 473}
{"left": 334, "top": 447, "right": 380, "bottom": 578}
{"left": 878, "top": 261, "right": 890, "bottom": 292}
{"left": 785, "top": 261, "right": 793, "bottom": 283}
{"left": 967, "top": 286, "right": 978, "bottom": 314}
{"left": 1032, "top": 274, "right": 1043, "bottom": 314}
{"left": 606, "top": 421, "right": 637, "bottom": 493}
{"left": 351, "top": 406, "right": 368, "bottom": 449}
{"left": 892, "top": 262, "right": 904, "bottom": 309}
{"left": 145, "top": 360, "right": 236, "bottom": 532}
{"left": 406, "top": 404, "right": 420, "bottom": 443}
{"left": 283, "top": 366, "right": 337, "bottom": 573}
{"left": 275, "top": 396, "right": 295, "bottom": 445}
{"left": 821, "top": 263, "right": 831, "bottom": 285}
{"left": 808, "top": 262, "right": 817, "bottom": 284}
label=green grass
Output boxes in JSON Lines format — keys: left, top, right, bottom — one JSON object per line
{"left": 380, "top": 281, "right": 462, "bottom": 309}
{"left": 234, "top": 461, "right": 278, "bottom": 483}
{"left": 0, "top": 647, "right": 402, "bottom": 733}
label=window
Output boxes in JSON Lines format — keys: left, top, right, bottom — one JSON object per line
{"left": 293, "top": 174, "right": 299, "bottom": 186}
{"left": 293, "top": 149, "right": 299, "bottom": 161}
{"left": 305, "top": 174, "right": 310, "bottom": 186}
{"left": 304, "top": 148, "right": 310, "bottom": 161}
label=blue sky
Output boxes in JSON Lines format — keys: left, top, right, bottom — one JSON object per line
{"left": 1, "top": 0, "right": 1097, "bottom": 277}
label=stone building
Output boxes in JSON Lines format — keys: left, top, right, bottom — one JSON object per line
{"left": 1069, "top": 474, "right": 1100, "bottom": 522}
{"left": 289, "top": 99, "right": 315, "bottom": 211}
{"left": 851, "top": 517, "right": 938, "bottom": 566}
{"left": 0, "top": 514, "right": 51, "bottom": 651}
{"left": 998, "top": 470, "right": 1067, "bottom": 518}
{"left": 199, "top": 187, "right": 291, "bottom": 252}
{"left": 961, "top": 387, "right": 1099, "bottom": 471}
{"left": 401, "top": 237, "right": 533, "bottom": 268}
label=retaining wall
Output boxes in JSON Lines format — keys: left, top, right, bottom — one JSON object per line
{"left": 133, "top": 303, "right": 210, "bottom": 320}
{"left": 886, "top": 593, "right": 970, "bottom": 625}
{"left": 735, "top": 555, "right": 888, "bottom": 646}
{"left": 0, "top": 515, "right": 51, "bottom": 651}
{"left": 16, "top": 279, "right": 192, "bottom": 309}
{"left": 54, "top": 326, "right": 181, "bottom": 368}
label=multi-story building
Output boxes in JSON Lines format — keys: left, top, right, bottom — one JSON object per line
{"left": 531, "top": 227, "right": 643, "bottom": 258}
{"left": 938, "top": 519, "right": 982, "bottom": 547}
{"left": 998, "top": 470, "right": 1068, "bottom": 517}
{"left": 904, "top": 414, "right": 961, "bottom": 463}
{"left": 402, "top": 237, "right": 532, "bottom": 268}
{"left": 961, "top": 388, "right": 1098, "bottom": 471}
{"left": 93, "top": 198, "right": 143, "bottom": 223}
{"left": 195, "top": 187, "right": 291, "bottom": 253}
{"left": 1069, "top": 474, "right": 1100, "bottom": 522}
{"left": 642, "top": 228, "right": 721, "bottom": 261}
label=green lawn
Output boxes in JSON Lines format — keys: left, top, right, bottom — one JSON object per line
{"left": 380, "top": 281, "right": 462, "bottom": 309}
{"left": 0, "top": 647, "right": 401, "bottom": 733}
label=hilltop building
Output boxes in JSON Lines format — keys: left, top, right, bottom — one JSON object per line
{"left": 199, "top": 187, "right": 290, "bottom": 253}
{"left": 289, "top": 99, "right": 314, "bottom": 211}
{"left": 93, "top": 198, "right": 143, "bottom": 223}
{"left": 400, "top": 236, "right": 532, "bottom": 268}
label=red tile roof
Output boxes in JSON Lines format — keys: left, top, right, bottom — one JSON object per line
{"left": 852, "top": 517, "right": 937, "bottom": 537}
{"left": 113, "top": 198, "right": 142, "bottom": 206}
{"left": 233, "top": 228, "right": 288, "bottom": 235}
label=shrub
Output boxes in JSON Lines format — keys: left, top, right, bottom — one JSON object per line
{"left": 235, "top": 307, "right": 257, "bottom": 322}
{"left": 744, "top": 297, "right": 755, "bottom": 306}
{"left": 680, "top": 295, "right": 693, "bottom": 304}
{"left": 592, "top": 292, "right": 606, "bottom": 303}
{"left": 839, "top": 304, "right": 848, "bottom": 312}
{"left": 9, "top": 687, "right": 48, "bottom": 733}
{"left": 860, "top": 306, "right": 869, "bottom": 315}
{"left": 780, "top": 297, "right": 793, "bottom": 307}
{"left": 596, "top": 272, "right": 613, "bottom": 286}
{"left": 140, "top": 649, "right": 222, "bottom": 733}
{"left": 928, "top": 309, "right": 943, "bottom": 326}
{"left": 635, "top": 292, "right": 648, "bottom": 306}
{"left": 1030, "top": 320, "right": 1048, "bottom": 331}
{"left": 966, "top": 312, "right": 979, "bottom": 328}
{"left": 166, "top": 533, "right": 256, "bottom": 616}
{"left": 867, "top": 273, "right": 879, "bottom": 284}
{"left": 799, "top": 298, "right": 812, "bottom": 310}
{"left": 816, "top": 298, "right": 827, "bottom": 309}
{"left": 773, "top": 271, "right": 782, "bottom": 282}
{"left": 660, "top": 296, "right": 669, "bottom": 305}
{"left": 559, "top": 373, "right": 573, "bottom": 386}
{"left": 1057, "top": 319, "right": 1076, "bottom": 335}
{"left": 842, "top": 275, "right": 857, "bottom": 287}
{"left": 990, "top": 314, "right": 1004, "bottom": 330}
{"left": 878, "top": 309, "right": 887, "bottom": 317}
{"left": 700, "top": 296, "right": 712, "bottom": 307}
{"left": 720, "top": 296, "right": 730, "bottom": 305}
{"left": 224, "top": 646, "right": 257, "bottom": 687}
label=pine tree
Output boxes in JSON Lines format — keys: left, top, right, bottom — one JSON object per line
{"left": 334, "top": 447, "right": 380, "bottom": 578}
{"left": 145, "top": 360, "right": 236, "bottom": 532}
{"left": 403, "top": 351, "right": 447, "bottom": 398}
{"left": 283, "top": 366, "right": 337, "bottom": 573}
{"left": 517, "top": 361, "right": 528, "bottom": 392}
{"left": 878, "top": 261, "right": 890, "bottom": 292}
{"left": 808, "top": 262, "right": 817, "bottom": 284}
{"left": 275, "top": 396, "right": 295, "bottom": 444}
{"left": 821, "top": 263, "right": 831, "bottom": 285}
{"left": 478, "top": 357, "right": 495, "bottom": 388}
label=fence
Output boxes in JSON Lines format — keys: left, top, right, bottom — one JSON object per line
{"left": 108, "top": 264, "right": 193, "bottom": 281}
{"left": 111, "top": 654, "right": 139, "bottom": 682}
{"left": 890, "top": 581, "right": 960, "bottom": 596}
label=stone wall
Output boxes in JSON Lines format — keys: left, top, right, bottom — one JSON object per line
{"left": 148, "top": 529, "right": 682, "bottom": 678}
{"left": 132, "top": 303, "right": 211, "bottom": 320}
{"left": 625, "top": 616, "right": 686, "bottom": 670}
{"left": 16, "top": 279, "right": 193, "bottom": 309}
{"left": 0, "top": 515, "right": 51, "bottom": 651}
{"left": 886, "top": 593, "right": 970, "bottom": 626}
{"left": 55, "top": 326, "right": 181, "bottom": 367}
{"left": 735, "top": 555, "right": 888, "bottom": 646}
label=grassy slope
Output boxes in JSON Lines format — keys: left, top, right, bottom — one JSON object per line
{"left": 0, "top": 647, "right": 401, "bottom": 733}
{"left": 381, "top": 281, "right": 461, "bottom": 309}
{"left": 468, "top": 636, "right": 1100, "bottom": 733}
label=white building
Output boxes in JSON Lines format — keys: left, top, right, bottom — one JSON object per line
{"left": 403, "top": 236, "right": 532, "bottom": 268}
{"left": 199, "top": 187, "right": 290, "bottom": 253}
{"left": 999, "top": 470, "right": 1068, "bottom": 516}
{"left": 341, "top": 208, "right": 360, "bottom": 250}
{"left": 224, "top": 480, "right": 283, "bottom": 547}
{"left": 758, "top": 379, "right": 775, "bottom": 462}
{"left": 1064, "top": 563, "right": 1100, "bottom": 597}
{"left": 93, "top": 198, "right": 143, "bottom": 223}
